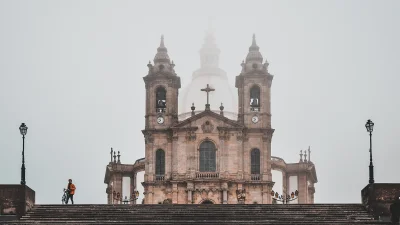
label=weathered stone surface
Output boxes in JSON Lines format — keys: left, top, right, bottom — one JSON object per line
{"left": 0, "top": 185, "right": 35, "bottom": 219}
{"left": 362, "top": 183, "right": 400, "bottom": 221}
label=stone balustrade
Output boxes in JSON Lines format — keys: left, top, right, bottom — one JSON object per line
{"left": 155, "top": 175, "right": 165, "bottom": 181}
{"left": 196, "top": 172, "right": 219, "bottom": 179}
{"left": 251, "top": 174, "right": 261, "bottom": 181}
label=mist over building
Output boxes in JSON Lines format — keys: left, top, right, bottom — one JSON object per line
{"left": 179, "top": 27, "right": 237, "bottom": 118}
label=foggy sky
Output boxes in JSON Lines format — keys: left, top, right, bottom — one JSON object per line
{"left": 0, "top": 0, "right": 399, "bottom": 204}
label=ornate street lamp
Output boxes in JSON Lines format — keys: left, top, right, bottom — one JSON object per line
{"left": 365, "top": 119, "right": 374, "bottom": 184}
{"left": 19, "top": 123, "right": 28, "bottom": 185}
{"left": 271, "top": 190, "right": 299, "bottom": 204}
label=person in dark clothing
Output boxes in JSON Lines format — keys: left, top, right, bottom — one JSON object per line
{"left": 66, "top": 179, "right": 76, "bottom": 204}
{"left": 391, "top": 197, "right": 400, "bottom": 223}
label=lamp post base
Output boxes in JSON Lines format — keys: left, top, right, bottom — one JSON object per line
{"left": 21, "top": 164, "right": 26, "bottom": 185}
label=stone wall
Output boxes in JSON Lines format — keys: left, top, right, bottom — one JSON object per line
{"left": 361, "top": 183, "right": 400, "bottom": 220}
{"left": 0, "top": 185, "right": 35, "bottom": 218}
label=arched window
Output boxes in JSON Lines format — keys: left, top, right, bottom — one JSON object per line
{"left": 251, "top": 149, "right": 260, "bottom": 174}
{"left": 250, "top": 85, "right": 260, "bottom": 108}
{"left": 199, "top": 141, "right": 216, "bottom": 172}
{"left": 156, "top": 87, "right": 166, "bottom": 113}
{"left": 155, "top": 149, "right": 165, "bottom": 175}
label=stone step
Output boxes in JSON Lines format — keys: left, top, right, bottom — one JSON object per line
{"left": 1, "top": 204, "right": 391, "bottom": 225}
{"left": 1, "top": 219, "right": 391, "bottom": 225}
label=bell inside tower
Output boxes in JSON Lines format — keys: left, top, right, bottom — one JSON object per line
{"left": 156, "top": 86, "right": 166, "bottom": 113}
{"left": 250, "top": 85, "right": 260, "bottom": 112}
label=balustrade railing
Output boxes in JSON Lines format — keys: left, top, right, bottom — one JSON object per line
{"left": 250, "top": 106, "right": 260, "bottom": 112}
{"left": 156, "top": 108, "right": 166, "bottom": 113}
{"left": 251, "top": 174, "right": 261, "bottom": 181}
{"left": 155, "top": 175, "right": 165, "bottom": 181}
{"left": 196, "top": 172, "right": 219, "bottom": 179}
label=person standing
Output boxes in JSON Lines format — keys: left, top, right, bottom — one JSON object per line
{"left": 66, "top": 179, "right": 76, "bottom": 204}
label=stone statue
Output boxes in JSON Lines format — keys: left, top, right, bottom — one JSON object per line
{"left": 236, "top": 189, "right": 246, "bottom": 204}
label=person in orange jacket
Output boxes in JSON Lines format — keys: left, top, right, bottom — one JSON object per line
{"left": 66, "top": 179, "right": 76, "bottom": 204}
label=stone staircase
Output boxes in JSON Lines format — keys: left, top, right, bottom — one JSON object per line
{"left": 1, "top": 204, "right": 392, "bottom": 224}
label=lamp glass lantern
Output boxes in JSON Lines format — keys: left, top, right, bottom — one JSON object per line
{"left": 19, "top": 123, "right": 28, "bottom": 136}
{"left": 365, "top": 119, "right": 374, "bottom": 133}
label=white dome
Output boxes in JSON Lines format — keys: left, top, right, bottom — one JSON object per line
{"left": 179, "top": 68, "right": 237, "bottom": 115}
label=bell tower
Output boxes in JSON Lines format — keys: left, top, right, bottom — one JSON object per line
{"left": 143, "top": 35, "right": 181, "bottom": 129}
{"left": 235, "top": 34, "right": 273, "bottom": 129}
{"left": 235, "top": 34, "right": 275, "bottom": 190}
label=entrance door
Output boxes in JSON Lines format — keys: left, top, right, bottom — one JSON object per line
{"left": 201, "top": 200, "right": 214, "bottom": 204}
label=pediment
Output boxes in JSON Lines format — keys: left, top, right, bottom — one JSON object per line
{"left": 172, "top": 110, "right": 243, "bottom": 130}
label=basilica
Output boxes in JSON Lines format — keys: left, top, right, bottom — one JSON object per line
{"left": 104, "top": 30, "right": 317, "bottom": 205}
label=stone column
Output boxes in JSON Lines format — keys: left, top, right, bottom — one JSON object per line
{"left": 167, "top": 136, "right": 173, "bottom": 179}
{"left": 219, "top": 137, "right": 225, "bottom": 173}
{"left": 130, "top": 173, "right": 137, "bottom": 204}
{"left": 241, "top": 139, "right": 249, "bottom": 179}
{"left": 144, "top": 137, "right": 154, "bottom": 182}
{"left": 187, "top": 190, "right": 193, "bottom": 204}
{"left": 110, "top": 173, "right": 123, "bottom": 204}
{"left": 262, "top": 184, "right": 272, "bottom": 204}
{"left": 282, "top": 172, "right": 287, "bottom": 196}
{"left": 297, "top": 172, "right": 307, "bottom": 204}
{"left": 116, "top": 173, "right": 123, "bottom": 203}
{"left": 106, "top": 183, "right": 112, "bottom": 204}
{"left": 237, "top": 140, "right": 243, "bottom": 179}
{"left": 172, "top": 135, "right": 178, "bottom": 177}
{"left": 172, "top": 182, "right": 178, "bottom": 204}
{"left": 308, "top": 183, "right": 315, "bottom": 204}
{"left": 223, "top": 190, "right": 228, "bottom": 204}
{"left": 222, "top": 182, "right": 228, "bottom": 204}
{"left": 187, "top": 182, "right": 194, "bottom": 204}
{"left": 262, "top": 134, "right": 272, "bottom": 182}
{"left": 147, "top": 185, "right": 154, "bottom": 204}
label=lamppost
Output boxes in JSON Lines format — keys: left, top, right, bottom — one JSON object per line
{"left": 365, "top": 119, "right": 374, "bottom": 184}
{"left": 19, "top": 123, "right": 28, "bottom": 185}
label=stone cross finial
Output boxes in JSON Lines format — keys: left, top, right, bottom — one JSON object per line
{"left": 299, "top": 150, "right": 303, "bottom": 162}
{"left": 200, "top": 84, "right": 215, "bottom": 111}
{"left": 110, "top": 148, "right": 113, "bottom": 163}
{"left": 219, "top": 103, "right": 224, "bottom": 116}
{"left": 191, "top": 103, "right": 195, "bottom": 116}
{"left": 117, "top": 151, "right": 121, "bottom": 164}
{"left": 308, "top": 146, "right": 311, "bottom": 162}
{"left": 113, "top": 151, "right": 117, "bottom": 163}
{"left": 304, "top": 151, "right": 308, "bottom": 163}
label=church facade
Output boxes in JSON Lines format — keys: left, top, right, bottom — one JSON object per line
{"left": 104, "top": 33, "right": 317, "bottom": 205}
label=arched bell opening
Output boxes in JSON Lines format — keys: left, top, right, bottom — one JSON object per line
{"left": 250, "top": 85, "right": 260, "bottom": 112}
{"left": 155, "top": 86, "right": 166, "bottom": 113}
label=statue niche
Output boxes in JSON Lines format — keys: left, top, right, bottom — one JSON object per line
{"left": 201, "top": 121, "right": 214, "bottom": 133}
